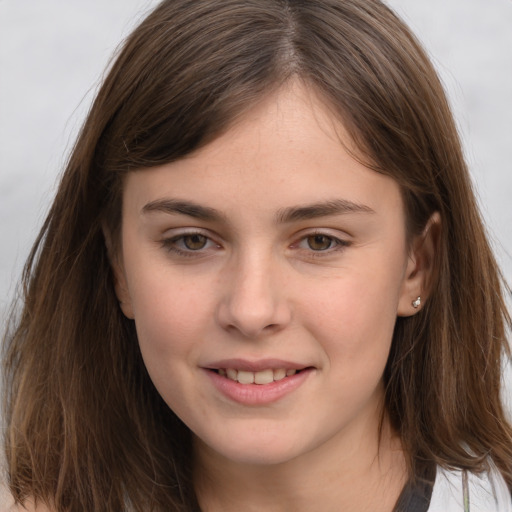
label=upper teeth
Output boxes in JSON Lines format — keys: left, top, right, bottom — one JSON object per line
{"left": 218, "top": 368, "right": 297, "bottom": 384}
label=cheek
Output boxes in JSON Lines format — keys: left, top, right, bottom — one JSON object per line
{"left": 303, "top": 275, "right": 400, "bottom": 423}
{"left": 302, "top": 258, "right": 404, "bottom": 366}
{"left": 126, "top": 273, "right": 213, "bottom": 415}
{"left": 126, "top": 264, "right": 214, "bottom": 359}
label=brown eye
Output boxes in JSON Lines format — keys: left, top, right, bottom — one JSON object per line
{"left": 183, "top": 234, "right": 208, "bottom": 250}
{"left": 306, "top": 234, "right": 333, "bottom": 251}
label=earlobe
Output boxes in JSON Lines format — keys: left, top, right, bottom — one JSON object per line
{"left": 102, "top": 226, "right": 135, "bottom": 320}
{"left": 397, "top": 212, "right": 441, "bottom": 317}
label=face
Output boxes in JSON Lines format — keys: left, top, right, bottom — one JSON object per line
{"left": 114, "top": 82, "right": 425, "bottom": 468}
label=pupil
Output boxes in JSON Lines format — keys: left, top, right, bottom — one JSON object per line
{"left": 308, "top": 235, "right": 331, "bottom": 251}
{"left": 184, "top": 234, "right": 207, "bottom": 250}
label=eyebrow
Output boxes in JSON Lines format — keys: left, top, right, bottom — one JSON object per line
{"left": 141, "top": 198, "right": 375, "bottom": 223}
{"left": 142, "top": 198, "right": 225, "bottom": 221}
{"left": 275, "top": 199, "right": 375, "bottom": 223}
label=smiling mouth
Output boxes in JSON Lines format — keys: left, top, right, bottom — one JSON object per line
{"left": 213, "top": 368, "right": 305, "bottom": 385}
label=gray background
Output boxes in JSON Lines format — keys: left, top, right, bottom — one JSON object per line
{"left": 0, "top": 1, "right": 511, "bottom": 410}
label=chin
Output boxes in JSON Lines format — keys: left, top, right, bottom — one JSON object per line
{"left": 195, "top": 429, "right": 308, "bottom": 467}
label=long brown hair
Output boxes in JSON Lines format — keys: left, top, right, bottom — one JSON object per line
{"left": 3, "top": 0, "right": 511, "bottom": 510}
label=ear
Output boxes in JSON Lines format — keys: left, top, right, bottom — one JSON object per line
{"left": 102, "top": 226, "right": 135, "bottom": 319}
{"left": 397, "top": 212, "right": 441, "bottom": 317}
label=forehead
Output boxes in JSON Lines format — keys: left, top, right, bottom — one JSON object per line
{"left": 123, "top": 81, "right": 404, "bottom": 221}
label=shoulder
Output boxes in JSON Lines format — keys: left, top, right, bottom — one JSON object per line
{"left": 429, "top": 462, "right": 512, "bottom": 511}
{"left": 0, "top": 488, "right": 53, "bottom": 512}
{"left": 1, "top": 502, "right": 53, "bottom": 512}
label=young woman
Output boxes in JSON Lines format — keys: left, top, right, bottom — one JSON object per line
{"left": 2, "top": 1, "right": 511, "bottom": 511}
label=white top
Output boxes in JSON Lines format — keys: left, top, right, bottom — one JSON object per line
{"left": 428, "top": 464, "right": 512, "bottom": 512}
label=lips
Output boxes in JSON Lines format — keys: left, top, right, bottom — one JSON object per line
{"left": 203, "top": 359, "right": 312, "bottom": 404}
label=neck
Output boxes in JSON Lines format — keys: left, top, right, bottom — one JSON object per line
{"left": 193, "top": 415, "right": 408, "bottom": 512}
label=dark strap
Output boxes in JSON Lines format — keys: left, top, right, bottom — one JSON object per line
{"left": 393, "top": 461, "right": 436, "bottom": 512}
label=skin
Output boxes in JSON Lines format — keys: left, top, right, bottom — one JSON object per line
{"left": 111, "top": 81, "right": 437, "bottom": 512}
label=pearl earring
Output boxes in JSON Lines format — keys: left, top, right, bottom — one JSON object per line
{"left": 412, "top": 296, "right": 421, "bottom": 309}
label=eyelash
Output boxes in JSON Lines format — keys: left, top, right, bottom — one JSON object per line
{"left": 295, "top": 232, "right": 350, "bottom": 257}
{"left": 160, "top": 231, "right": 351, "bottom": 258}
{"left": 161, "top": 231, "right": 219, "bottom": 258}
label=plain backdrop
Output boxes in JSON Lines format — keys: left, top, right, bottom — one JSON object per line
{"left": 0, "top": 1, "right": 511, "bottom": 409}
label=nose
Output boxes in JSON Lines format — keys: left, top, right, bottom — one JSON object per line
{"left": 216, "top": 252, "right": 292, "bottom": 339}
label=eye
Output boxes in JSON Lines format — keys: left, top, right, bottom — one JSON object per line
{"left": 291, "top": 231, "right": 351, "bottom": 259}
{"left": 297, "top": 233, "right": 346, "bottom": 252}
{"left": 161, "top": 231, "right": 220, "bottom": 256}
{"left": 181, "top": 234, "right": 208, "bottom": 250}
{"left": 303, "top": 234, "right": 336, "bottom": 251}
